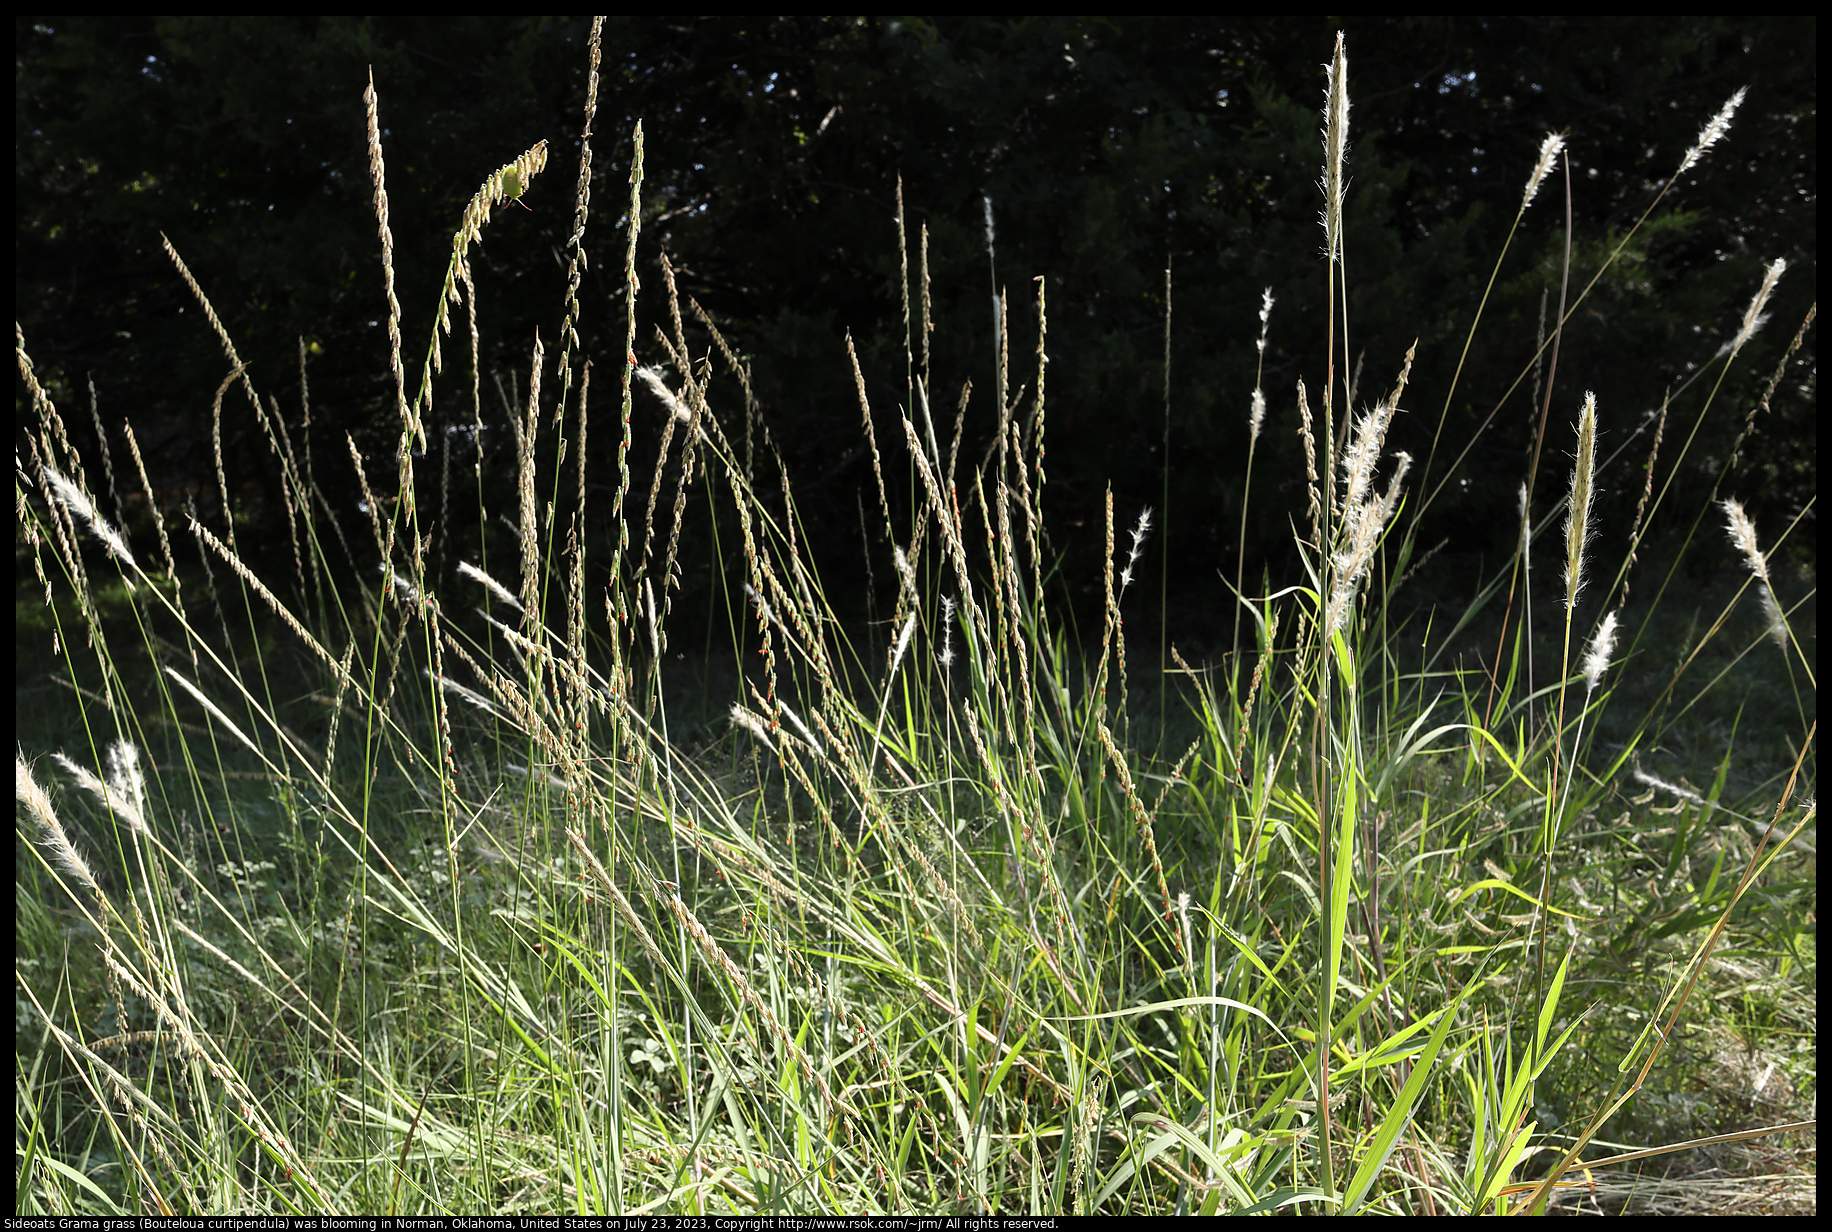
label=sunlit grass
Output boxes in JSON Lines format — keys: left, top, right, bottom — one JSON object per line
{"left": 16, "top": 23, "right": 1814, "bottom": 1217}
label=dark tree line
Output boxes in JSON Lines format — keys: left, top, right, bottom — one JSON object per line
{"left": 17, "top": 17, "right": 1815, "bottom": 642}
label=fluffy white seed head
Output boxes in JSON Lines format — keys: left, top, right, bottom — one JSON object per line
{"left": 1723, "top": 498, "right": 1787, "bottom": 649}
{"left": 637, "top": 365, "right": 693, "bottom": 425}
{"left": 1582, "top": 610, "right": 1620, "bottom": 692}
{"left": 427, "top": 668, "right": 498, "bottom": 715}
{"left": 777, "top": 700, "right": 824, "bottom": 756}
{"left": 1516, "top": 482, "right": 1535, "bottom": 577}
{"left": 1722, "top": 499, "right": 1770, "bottom": 583}
{"left": 385, "top": 567, "right": 420, "bottom": 604}
{"left": 1632, "top": 766, "right": 1711, "bottom": 808}
{"left": 1563, "top": 393, "right": 1599, "bottom": 614}
{"left": 458, "top": 560, "right": 523, "bottom": 612}
{"left": 1128, "top": 506, "right": 1153, "bottom": 559}
{"left": 42, "top": 464, "right": 137, "bottom": 573}
{"left": 1374, "top": 451, "right": 1413, "bottom": 526}
{"left": 889, "top": 611, "right": 916, "bottom": 678}
{"left": 54, "top": 749, "right": 148, "bottom": 837}
{"left": 1522, "top": 132, "right": 1565, "bottom": 210}
{"left": 1731, "top": 258, "right": 1787, "bottom": 355}
{"left": 643, "top": 577, "right": 660, "bottom": 658}
{"left": 1677, "top": 87, "right": 1747, "bottom": 176}
{"left": 729, "top": 703, "right": 774, "bottom": 748}
{"left": 1338, "top": 398, "right": 1396, "bottom": 516}
{"left": 19, "top": 751, "right": 102, "bottom": 893}
{"left": 1318, "top": 33, "right": 1350, "bottom": 261}
{"left": 104, "top": 742, "right": 147, "bottom": 833}
{"left": 1118, "top": 507, "right": 1153, "bottom": 590}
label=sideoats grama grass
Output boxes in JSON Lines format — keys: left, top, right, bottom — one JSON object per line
{"left": 16, "top": 24, "right": 1813, "bottom": 1217}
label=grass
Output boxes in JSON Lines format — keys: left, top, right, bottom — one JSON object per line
{"left": 16, "top": 24, "right": 1815, "bottom": 1216}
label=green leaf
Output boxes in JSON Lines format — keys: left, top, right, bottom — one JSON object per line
{"left": 1341, "top": 988, "right": 1467, "bottom": 1213}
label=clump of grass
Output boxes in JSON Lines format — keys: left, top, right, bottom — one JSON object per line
{"left": 16, "top": 24, "right": 1813, "bottom": 1217}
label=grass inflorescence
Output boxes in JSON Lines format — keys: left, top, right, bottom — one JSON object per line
{"left": 16, "top": 25, "right": 1814, "bottom": 1216}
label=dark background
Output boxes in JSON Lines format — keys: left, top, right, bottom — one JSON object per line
{"left": 16, "top": 17, "right": 1816, "bottom": 650}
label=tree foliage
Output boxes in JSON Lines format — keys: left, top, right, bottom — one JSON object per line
{"left": 17, "top": 17, "right": 1814, "bottom": 630}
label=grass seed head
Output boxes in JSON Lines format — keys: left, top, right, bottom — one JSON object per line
{"left": 42, "top": 464, "right": 137, "bottom": 574}
{"left": 1722, "top": 499, "right": 1770, "bottom": 584}
{"left": 1563, "top": 393, "right": 1599, "bottom": 614}
{"left": 1723, "top": 498, "right": 1788, "bottom": 649}
{"left": 1583, "top": 610, "right": 1620, "bottom": 692}
{"left": 1522, "top": 132, "right": 1566, "bottom": 210}
{"left": 1319, "top": 32, "right": 1350, "bottom": 261}
{"left": 1678, "top": 87, "right": 1747, "bottom": 176}
{"left": 18, "top": 752, "right": 102, "bottom": 893}
{"left": 1732, "top": 258, "right": 1787, "bottom": 355}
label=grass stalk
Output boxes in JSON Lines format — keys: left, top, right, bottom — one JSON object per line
{"left": 14, "top": 29, "right": 1812, "bottom": 1218}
